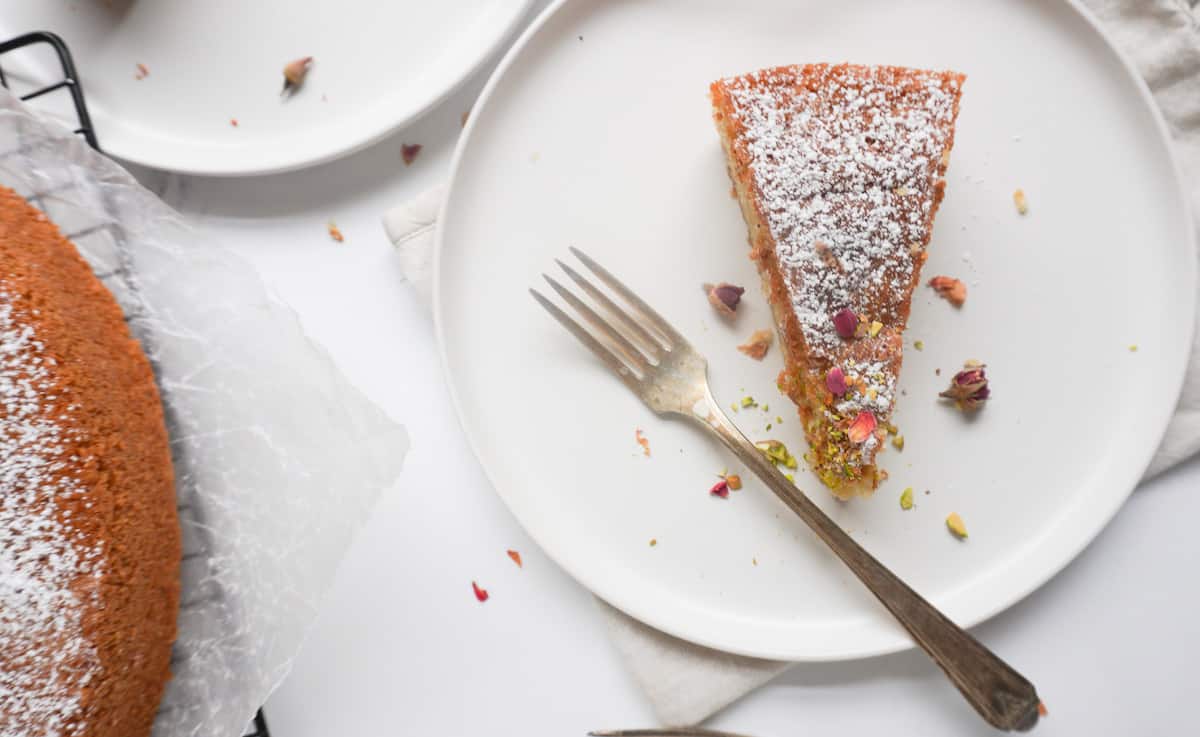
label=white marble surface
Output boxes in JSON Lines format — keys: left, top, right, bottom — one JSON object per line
{"left": 128, "top": 17, "right": 1200, "bottom": 736}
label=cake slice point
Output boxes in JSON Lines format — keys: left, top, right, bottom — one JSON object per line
{"left": 710, "top": 64, "right": 964, "bottom": 498}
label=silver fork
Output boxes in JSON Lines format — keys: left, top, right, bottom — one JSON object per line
{"left": 532, "top": 248, "right": 1041, "bottom": 732}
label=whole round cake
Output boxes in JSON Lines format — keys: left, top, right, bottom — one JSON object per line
{"left": 0, "top": 186, "right": 180, "bottom": 737}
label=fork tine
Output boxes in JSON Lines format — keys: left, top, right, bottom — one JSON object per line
{"left": 530, "top": 289, "right": 645, "bottom": 391}
{"left": 568, "top": 246, "right": 686, "bottom": 349}
{"left": 555, "top": 259, "right": 664, "bottom": 358}
{"left": 542, "top": 274, "right": 652, "bottom": 372}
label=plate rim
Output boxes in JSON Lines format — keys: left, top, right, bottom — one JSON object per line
{"left": 74, "top": 0, "right": 536, "bottom": 176}
{"left": 433, "top": 0, "right": 1198, "bottom": 660}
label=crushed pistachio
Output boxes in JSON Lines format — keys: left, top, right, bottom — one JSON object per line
{"left": 755, "top": 439, "right": 798, "bottom": 469}
{"left": 762, "top": 403, "right": 769, "bottom": 412}
{"left": 868, "top": 320, "right": 883, "bottom": 337}
{"left": 730, "top": 403, "right": 738, "bottom": 413}
{"left": 884, "top": 422, "right": 898, "bottom": 436}
{"left": 741, "top": 396, "right": 757, "bottom": 408}
{"left": 765, "top": 424, "right": 772, "bottom": 431}
{"left": 914, "top": 340, "right": 924, "bottom": 351}
{"left": 900, "top": 487, "right": 914, "bottom": 510}
{"left": 946, "top": 513, "right": 968, "bottom": 539}
{"left": 785, "top": 473, "right": 794, "bottom": 482}
{"left": 892, "top": 435, "right": 905, "bottom": 451}
{"left": 1129, "top": 344, "right": 1139, "bottom": 352}
{"left": 1013, "top": 188, "right": 1029, "bottom": 215}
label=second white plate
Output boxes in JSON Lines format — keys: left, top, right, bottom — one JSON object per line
{"left": 0, "top": 0, "right": 533, "bottom": 175}
{"left": 437, "top": 0, "right": 1194, "bottom": 660}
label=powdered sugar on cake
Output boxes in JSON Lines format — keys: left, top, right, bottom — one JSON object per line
{"left": 0, "top": 295, "right": 102, "bottom": 737}
{"left": 720, "top": 65, "right": 961, "bottom": 361}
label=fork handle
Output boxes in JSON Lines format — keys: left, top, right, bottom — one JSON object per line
{"left": 695, "top": 400, "right": 1040, "bottom": 732}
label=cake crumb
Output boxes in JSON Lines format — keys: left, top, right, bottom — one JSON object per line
{"left": 649, "top": 538, "right": 657, "bottom": 547}
{"left": 737, "top": 329, "right": 773, "bottom": 360}
{"left": 635, "top": 428, "right": 650, "bottom": 456}
{"left": 928, "top": 276, "right": 967, "bottom": 306}
{"left": 135, "top": 62, "right": 149, "bottom": 80}
{"left": 327, "top": 221, "right": 344, "bottom": 243}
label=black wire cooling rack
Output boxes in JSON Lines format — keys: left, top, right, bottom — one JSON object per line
{"left": 0, "top": 30, "right": 271, "bottom": 737}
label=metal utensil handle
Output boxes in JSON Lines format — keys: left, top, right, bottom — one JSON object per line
{"left": 693, "top": 396, "right": 1040, "bottom": 732}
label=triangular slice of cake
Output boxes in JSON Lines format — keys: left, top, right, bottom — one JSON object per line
{"left": 710, "top": 64, "right": 964, "bottom": 498}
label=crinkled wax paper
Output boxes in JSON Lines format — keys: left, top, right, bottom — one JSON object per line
{"left": 0, "top": 88, "right": 409, "bottom": 737}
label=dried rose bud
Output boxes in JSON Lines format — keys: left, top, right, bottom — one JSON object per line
{"left": 928, "top": 275, "right": 967, "bottom": 307}
{"left": 737, "top": 329, "right": 773, "bottom": 360}
{"left": 704, "top": 282, "right": 745, "bottom": 316}
{"left": 939, "top": 363, "right": 990, "bottom": 410}
{"left": 846, "top": 411, "right": 877, "bottom": 443}
{"left": 282, "top": 56, "right": 313, "bottom": 95}
{"left": 401, "top": 143, "right": 423, "bottom": 166}
{"left": 710, "top": 479, "right": 730, "bottom": 498}
{"left": 832, "top": 308, "right": 857, "bottom": 338}
{"left": 826, "top": 366, "right": 847, "bottom": 396}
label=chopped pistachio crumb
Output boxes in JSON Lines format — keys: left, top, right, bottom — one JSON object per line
{"left": 1013, "top": 188, "right": 1029, "bottom": 215}
{"left": 1129, "top": 344, "right": 1139, "bottom": 352}
{"left": 900, "top": 487, "right": 914, "bottom": 510}
{"left": 914, "top": 339, "right": 924, "bottom": 351}
{"left": 762, "top": 403, "right": 769, "bottom": 412}
{"left": 885, "top": 422, "right": 898, "bottom": 436}
{"left": 766, "top": 424, "right": 772, "bottom": 431}
{"left": 892, "top": 435, "right": 905, "bottom": 451}
{"left": 741, "top": 396, "right": 756, "bottom": 408}
{"left": 868, "top": 320, "right": 883, "bottom": 337}
{"left": 946, "top": 513, "right": 968, "bottom": 539}
{"left": 730, "top": 403, "right": 738, "bottom": 412}
{"left": 775, "top": 416, "right": 783, "bottom": 424}
{"left": 784, "top": 473, "right": 794, "bottom": 482}
{"left": 752, "top": 557, "right": 758, "bottom": 566}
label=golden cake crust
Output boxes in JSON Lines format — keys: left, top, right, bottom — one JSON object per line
{"left": 0, "top": 185, "right": 180, "bottom": 737}
{"left": 711, "top": 64, "right": 964, "bottom": 497}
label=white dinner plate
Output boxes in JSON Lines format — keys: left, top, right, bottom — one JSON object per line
{"left": 437, "top": 0, "right": 1195, "bottom": 660}
{"left": 0, "top": 0, "right": 533, "bottom": 175}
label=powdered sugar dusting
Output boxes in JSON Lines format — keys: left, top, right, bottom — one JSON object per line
{"left": 721, "top": 65, "right": 961, "bottom": 361}
{"left": 0, "top": 293, "right": 102, "bottom": 736}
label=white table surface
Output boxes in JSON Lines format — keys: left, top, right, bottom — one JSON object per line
{"left": 125, "top": 8, "right": 1200, "bottom": 733}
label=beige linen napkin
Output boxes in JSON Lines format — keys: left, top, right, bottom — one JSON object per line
{"left": 381, "top": 0, "right": 1200, "bottom": 724}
